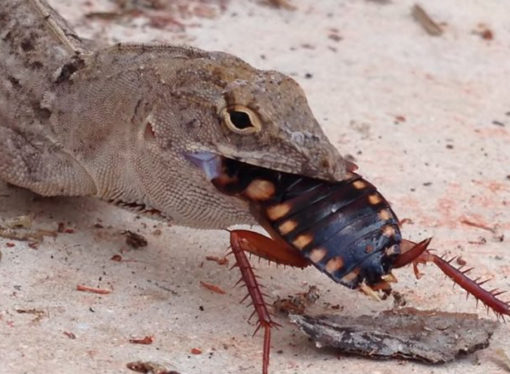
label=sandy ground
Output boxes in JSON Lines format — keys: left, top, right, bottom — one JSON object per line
{"left": 1, "top": 1, "right": 510, "bottom": 373}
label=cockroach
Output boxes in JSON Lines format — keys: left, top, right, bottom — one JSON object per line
{"left": 199, "top": 156, "right": 509, "bottom": 374}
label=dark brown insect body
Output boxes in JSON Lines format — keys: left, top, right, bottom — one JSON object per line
{"left": 215, "top": 158, "right": 402, "bottom": 289}
{"left": 190, "top": 153, "right": 509, "bottom": 374}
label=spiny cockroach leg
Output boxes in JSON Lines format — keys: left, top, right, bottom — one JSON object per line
{"left": 229, "top": 230, "right": 311, "bottom": 268}
{"left": 395, "top": 238, "right": 510, "bottom": 318}
{"left": 230, "top": 231, "right": 277, "bottom": 374}
{"left": 430, "top": 254, "right": 510, "bottom": 318}
{"left": 228, "top": 230, "right": 313, "bottom": 374}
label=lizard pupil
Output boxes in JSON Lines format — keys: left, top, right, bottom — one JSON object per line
{"left": 228, "top": 110, "right": 253, "bottom": 130}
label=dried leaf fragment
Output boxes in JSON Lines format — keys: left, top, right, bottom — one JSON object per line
{"left": 274, "top": 286, "right": 320, "bottom": 315}
{"left": 291, "top": 308, "right": 499, "bottom": 363}
{"left": 412, "top": 4, "right": 443, "bottom": 36}
{"left": 63, "top": 331, "right": 77, "bottom": 339}
{"left": 265, "top": 0, "right": 296, "bottom": 10}
{"left": 205, "top": 255, "right": 229, "bottom": 265}
{"left": 122, "top": 230, "right": 148, "bottom": 248}
{"left": 493, "top": 348, "right": 510, "bottom": 372}
{"left": 126, "top": 361, "right": 179, "bottom": 374}
{"left": 129, "top": 336, "right": 154, "bottom": 345}
{"left": 190, "top": 347, "right": 202, "bottom": 354}
{"left": 200, "top": 281, "right": 226, "bottom": 294}
{"left": 76, "top": 284, "right": 112, "bottom": 294}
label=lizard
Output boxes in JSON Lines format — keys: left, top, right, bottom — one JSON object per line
{"left": 0, "top": 0, "right": 350, "bottom": 373}
{"left": 3, "top": 3, "right": 510, "bottom": 374}
{"left": 0, "top": 0, "right": 348, "bottom": 228}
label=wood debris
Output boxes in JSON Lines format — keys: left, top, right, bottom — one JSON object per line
{"left": 291, "top": 308, "right": 499, "bottom": 363}
{"left": 200, "top": 281, "right": 226, "bottom": 294}
{"left": 205, "top": 255, "right": 229, "bottom": 265}
{"left": 493, "top": 348, "right": 510, "bottom": 372}
{"left": 126, "top": 361, "right": 179, "bottom": 374}
{"left": 460, "top": 218, "right": 495, "bottom": 233}
{"left": 0, "top": 215, "right": 57, "bottom": 244}
{"left": 265, "top": 0, "right": 296, "bottom": 10}
{"left": 16, "top": 308, "right": 46, "bottom": 323}
{"left": 122, "top": 230, "right": 148, "bottom": 248}
{"left": 411, "top": 4, "right": 443, "bottom": 36}
{"left": 129, "top": 336, "right": 154, "bottom": 345}
{"left": 273, "top": 286, "right": 320, "bottom": 315}
{"left": 63, "top": 331, "right": 77, "bottom": 339}
{"left": 76, "top": 284, "right": 112, "bottom": 295}
{"left": 474, "top": 24, "right": 494, "bottom": 41}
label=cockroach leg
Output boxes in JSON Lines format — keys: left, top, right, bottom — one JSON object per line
{"left": 393, "top": 238, "right": 433, "bottom": 278}
{"left": 360, "top": 282, "right": 382, "bottom": 301}
{"left": 395, "top": 238, "right": 510, "bottom": 318}
{"left": 430, "top": 254, "right": 510, "bottom": 318}
{"left": 230, "top": 230, "right": 311, "bottom": 268}
{"left": 229, "top": 230, "right": 311, "bottom": 374}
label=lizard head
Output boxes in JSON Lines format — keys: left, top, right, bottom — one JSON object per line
{"left": 66, "top": 46, "right": 352, "bottom": 227}
{"left": 146, "top": 49, "right": 349, "bottom": 182}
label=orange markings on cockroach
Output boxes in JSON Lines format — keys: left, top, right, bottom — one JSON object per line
{"left": 368, "top": 193, "right": 382, "bottom": 205}
{"left": 382, "top": 225, "right": 396, "bottom": 237}
{"left": 278, "top": 220, "right": 298, "bottom": 235}
{"left": 378, "top": 209, "right": 392, "bottom": 221}
{"left": 325, "top": 256, "right": 344, "bottom": 273}
{"left": 341, "top": 268, "right": 360, "bottom": 283}
{"left": 309, "top": 248, "right": 327, "bottom": 263}
{"left": 352, "top": 180, "right": 366, "bottom": 189}
{"left": 76, "top": 284, "right": 111, "bottom": 295}
{"left": 245, "top": 179, "right": 276, "bottom": 201}
{"left": 292, "top": 234, "right": 313, "bottom": 250}
{"left": 266, "top": 203, "right": 291, "bottom": 220}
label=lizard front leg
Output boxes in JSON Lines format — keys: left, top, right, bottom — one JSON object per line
{"left": 229, "top": 230, "right": 311, "bottom": 374}
{"left": 0, "top": 126, "right": 97, "bottom": 196}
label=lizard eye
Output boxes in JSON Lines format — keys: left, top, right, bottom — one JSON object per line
{"left": 221, "top": 106, "right": 262, "bottom": 134}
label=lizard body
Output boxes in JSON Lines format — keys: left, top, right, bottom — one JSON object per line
{"left": 0, "top": 0, "right": 347, "bottom": 229}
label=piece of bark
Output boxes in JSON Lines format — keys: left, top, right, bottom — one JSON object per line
{"left": 291, "top": 308, "right": 499, "bottom": 363}
{"left": 411, "top": 4, "right": 443, "bottom": 36}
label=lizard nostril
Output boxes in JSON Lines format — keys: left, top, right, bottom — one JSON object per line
{"left": 320, "top": 158, "right": 330, "bottom": 169}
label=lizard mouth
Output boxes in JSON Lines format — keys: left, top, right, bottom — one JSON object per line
{"left": 184, "top": 152, "right": 224, "bottom": 181}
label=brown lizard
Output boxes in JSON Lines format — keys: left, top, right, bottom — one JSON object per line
{"left": 0, "top": 0, "right": 349, "bottom": 373}
{"left": 0, "top": 0, "right": 348, "bottom": 228}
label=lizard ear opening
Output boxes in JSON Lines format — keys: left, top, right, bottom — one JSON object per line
{"left": 221, "top": 105, "right": 262, "bottom": 134}
{"left": 144, "top": 121, "right": 156, "bottom": 140}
